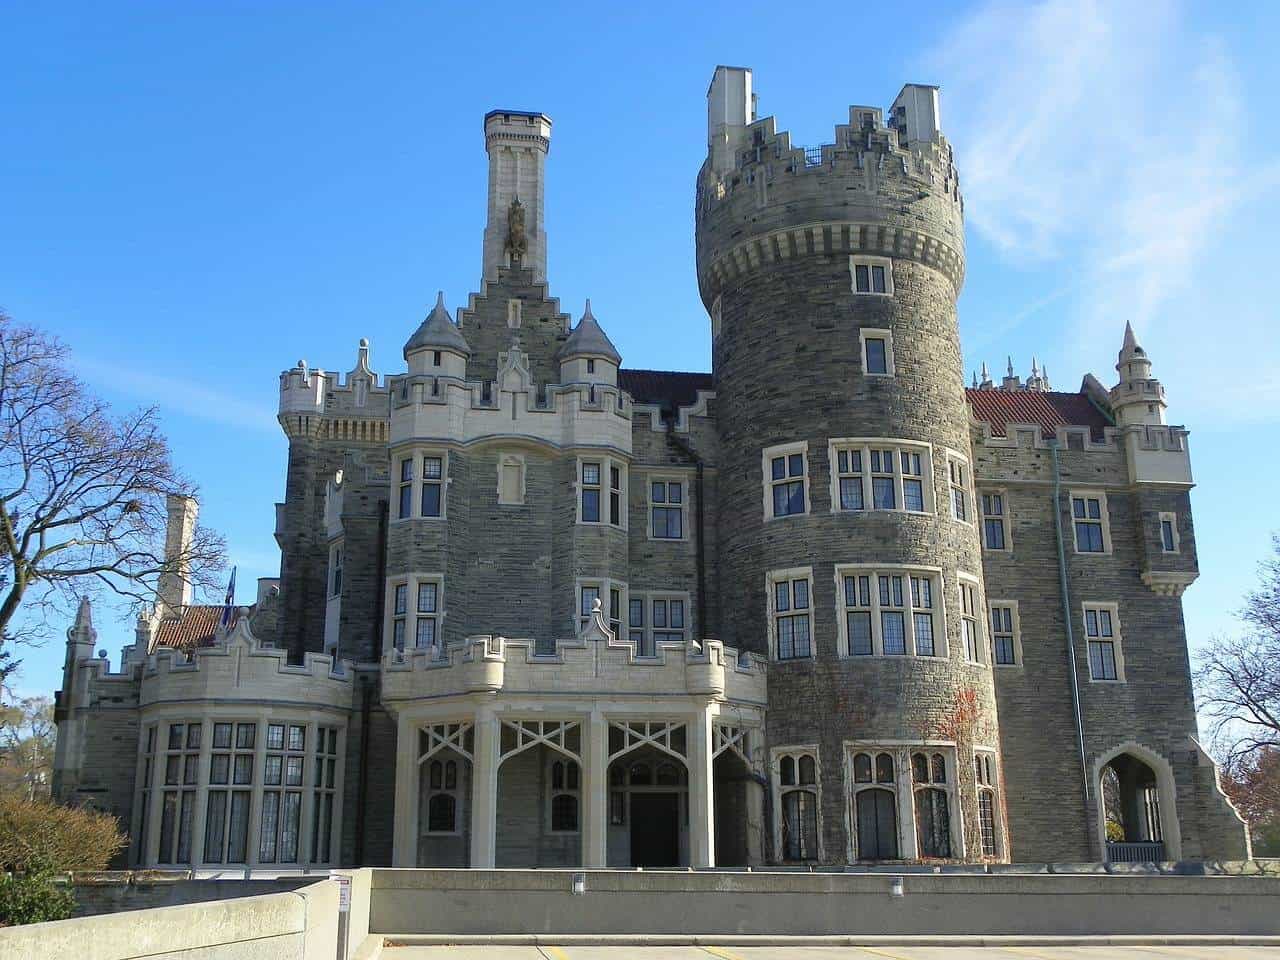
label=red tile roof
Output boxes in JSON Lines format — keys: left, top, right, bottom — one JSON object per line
{"left": 618, "top": 369, "right": 714, "bottom": 410}
{"left": 151, "top": 605, "right": 235, "bottom": 653}
{"left": 966, "top": 388, "right": 1112, "bottom": 440}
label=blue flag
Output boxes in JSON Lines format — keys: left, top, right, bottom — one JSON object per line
{"left": 221, "top": 566, "right": 237, "bottom": 628}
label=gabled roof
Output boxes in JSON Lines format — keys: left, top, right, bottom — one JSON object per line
{"left": 966, "top": 388, "right": 1113, "bottom": 441}
{"left": 151, "top": 605, "right": 235, "bottom": 653}
{"left": 618, "top": 369, "right": 714, "bottom": 410}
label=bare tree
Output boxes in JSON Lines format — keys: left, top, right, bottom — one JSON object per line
{"left": 0, "top": 314, "right": 226, "bottom": 663}
{"left": 1195, "top": 534, "right": 1280, "bottom": 766}
{"left": 0, "top": 696, "right": 54, "bottom": 800}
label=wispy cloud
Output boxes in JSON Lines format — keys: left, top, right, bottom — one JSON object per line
{"left": 73, "top": 356, "right": 279, "bottom": 434}
{"left": 930, "top": 0, "right": 1280, "bottom": 422}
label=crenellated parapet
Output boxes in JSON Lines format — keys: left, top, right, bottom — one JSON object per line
{"left": 380, "top": 602, "right": 766, "bottom": 708}
{"left": 278, "top": 339, "right": 391, "bottom": 441}
{"left": 696, "top": 69, "right": 965, "bottom": 305}
{"left": 141, "top": 609, "right": 355, "bottom": 712}
{"left": 388, "top": 362, "right": 633, "bottom": 454}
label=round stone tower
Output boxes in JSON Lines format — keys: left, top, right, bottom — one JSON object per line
{"left": 696, "top": 67, "right": 1003, "bottom": 863}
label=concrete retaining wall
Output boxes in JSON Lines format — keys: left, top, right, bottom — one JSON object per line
{"left": 68, "top": 874, "right": 318, "bottom": 917}
{"left": 366, "top": 868, "right": 1280, "bottom": 938}
{"left": 0, "top": 877, "right": 340, "bottom": 960}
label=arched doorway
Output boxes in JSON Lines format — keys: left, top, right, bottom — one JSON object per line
{"left": 713, "top": 749, "right": 751, "bottom": 867}
{"left": 1097, "top": 746, "right": 1176, "bottom": 862}
{"left": 416, "top": 722, "right": 474, "bottom": 867}
{"left": 606, "top": 747, "right": 688, "bottom": 867}
{"left": 494, "top": 720, "right": 583, "bottom": 867}
{"left": 851, "top": 750, "right": 900, "bottom": 861}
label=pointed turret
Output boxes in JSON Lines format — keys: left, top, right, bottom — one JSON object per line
{"left": 404, "top": 292, "right": 471, "bottom": 377}
{"left": 557, "top": 299, "right": 621, "bottom": 386}
{"left": 1026, "top": 356, "right": 1046, "bottom": 392}
{"left": 1001, "top": 356, "right": 1022, "bottom": 391}
{"left": 979, "top": 361, "right": 993, "bottom": 389}
{"left": 1110, "top": 321, "right": 1166, "bottom": 426}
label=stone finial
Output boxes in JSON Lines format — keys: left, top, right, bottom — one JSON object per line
{"left": 971, "top": 371, "right": 978, "bottom": 389}
{"left": 67, "top": 596, "right": 97, "bottom": 648}
{"left": 979, "top": 361, "right": 993, "bottom": 389}
{"left": 1001, "top": 356, "right": 1022, "bottom": 391}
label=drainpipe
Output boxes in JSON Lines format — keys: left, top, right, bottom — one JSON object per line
{"left": 1050, "top": 440, "right": 1094, "bottom": 853}
{"left": 353, "top": 673, "right": 372, "bottom": 865}
{"left": 664, "top": 412, "right": 707, "bottom": 640}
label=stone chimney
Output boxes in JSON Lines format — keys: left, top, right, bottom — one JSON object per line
{"left": 157, "top": 494, "right": 197, "bottom": 619}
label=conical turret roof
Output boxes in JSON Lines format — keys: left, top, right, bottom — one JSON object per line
{"left": 404, "top": 292, "right": 471, "bottom": 358}
{"left": 557, "top": 299, "right": 621, "bottom": 364}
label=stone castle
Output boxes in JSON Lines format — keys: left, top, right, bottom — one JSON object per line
{"left": 52, "top": 66, "right": 1249, "bottom": 870}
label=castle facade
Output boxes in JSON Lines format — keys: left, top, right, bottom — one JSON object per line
{"left": 52, "top": 67, "right": 1249, "bottom": 870}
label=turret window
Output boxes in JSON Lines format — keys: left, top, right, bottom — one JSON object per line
{"left": 959, "top": 577, "right": 984, "bottom": 663}
{"left": 328, "top": 542, "right": 343, "bottom": 598}
{"left": 912, "top": 751, "right": 952, "bottom": 859}
{"left": 829, "top": 440, "right": 931, "bottom": 515}
{"left": 385, "top": 574, "right": 445, "bottom": 654}
{"left": 1159, "top": 512, "right": 1180, "bottom": 553}
{"left": 974, "top": 751, "right": 1000, "bottom": 858}
{"left": 767, "top": 567, "right": 814, "bottom": 660}
{"left": 850, "top": 255, "right": 894, "bottom": 296}
{"left": 838, "top": 565, "right": 942, "bottom": 658}
{"left": 859, "top": 328, "right": 895, "bottom": 377}
{"left": 762, "top": 442, "right": 810, "bottom": 520}
{"left": 1070, "top": 491, "right": 1111, "bottom": 554}
{"left": 577, "top": 457, "right": 627, "bottom": 528}
{"left": 948, "top": 456, "right": 971, "bottom": 522}
{"left": 394, "top": 450, "right": 449, "bottom": 521}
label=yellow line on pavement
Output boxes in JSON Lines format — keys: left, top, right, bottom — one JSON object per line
{"left": 701, "top": 947, "right": 746, "bottom": 960}
{"left": 999, "top": 946, "right": 1070, "bottom": 960}
{"left": 855, "top": 947, "right": 911, "bottom": 960}
{"left": 543, "top": 947, "right": 572, "bottom": 960}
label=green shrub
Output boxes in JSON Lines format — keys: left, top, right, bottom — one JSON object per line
{"left": 0, "top": 795, "right": 126, "bottom": 873}
{"left": 0, "top": 865, "right": 74, "bottom": 926}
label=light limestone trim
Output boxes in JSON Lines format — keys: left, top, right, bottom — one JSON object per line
{"left": 385, "top": 572, "right": 446, "bottom": 655}
{"left": 945, "top": 449, "right": 974, "bottom": 526}
{"left": 762, "top": 441, "right": 811, "bottom": 521}
{"left": 858, "top": 326, "right": 895, "bottom": 376}
{"left": 1069, "top": 488, "right": 1114, "bottom": 555}
{"left": 979, "top": 487, "right": 1013, "bottom": 553}
{"left": 833, "top": 563, "right": 948, "bottom": 659}
{"left": 1159, "top": 510, "right": 1180, "bottom": 553}
{"left": 1082, "top": 600, "right": 1126, "bottom": 683}
{"left": 843, "top": 742, "right": 914, "bottom": 863}
{"left": 973, "top": 746, "right": 1005, "bottom": 860}
{"left": 989, "top": 598, "right": 1023, "bottom": 668}
{"left": 389, "top": 447, "right": 451, "bottom": 523}
{"left": 849, "top": 254, "right": 895, "bottom": 296}
{"left": 766, "top": 566, "right": 815, "bottom": 662}
{"left": 575, "top": 455, "right": 628, "bottom": 529}
{"left": 956, "top": 570, "right": 987, "bottom": 667}
{"left": 1092, "top": 740, "right": 1182, "bottom": 860}
{"left": 770, "top": 744, "right": 823, "bottom": 863}
{"left": 827, "top": 438, "right": 934, "bottom": 515}
{"left": 496, "top": 452, "right": 527, "bottom": 506}
{"left": 906, "top": 745, "right": 966, "bottom": 861}
{"left": 575, "top": 577, "right": 628, "bottom": 638}
{"left": 646, "top": 473, "right": 689, "bottom": 542}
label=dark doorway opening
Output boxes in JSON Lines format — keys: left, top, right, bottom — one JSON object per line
{"left": 630, "top": 793, "right": 680, "bottom": 867}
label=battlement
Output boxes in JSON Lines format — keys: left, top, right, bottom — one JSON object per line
{"left": 278, "top": 339, "right": 390, "bottom": 415}
{"left": 140, "top": 610, "right": 355, "bottom": 709}
{"left": 380, "top": 603, "right": 767, "bottom": 706}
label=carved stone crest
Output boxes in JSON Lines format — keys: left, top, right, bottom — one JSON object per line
{"left": 505, "top": 197, "right": 527, "bottom": 261}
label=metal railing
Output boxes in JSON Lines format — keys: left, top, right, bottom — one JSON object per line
{"left": 1106, "top": 841, "right": 1165, "bottom": 863}
{"left": 802, "top": 145, "right": 830, "bottom": 167}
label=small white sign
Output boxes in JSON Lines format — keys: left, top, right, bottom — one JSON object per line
{"left": 336, "top": 874, "right": 351, "bottom": 913}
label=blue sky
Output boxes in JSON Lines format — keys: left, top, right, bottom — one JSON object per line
{"left": 3, "top": 1, "right": 1279, "bottom": 698}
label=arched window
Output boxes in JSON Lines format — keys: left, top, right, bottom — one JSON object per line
{"left": 548, "top": 757, "right": 581, "bottom": 833}
{"left": 855, "top": 788, "right": 898, "bottom": 860}
{"left": 975, "top": 752, "right": 998, "bottom": 857}
{"left": 875, "top": 752, "right": 895, "bottom": 784}
{"left": 656, "top": 762, "right": 682, "bottom": 786}
{"left": 776, "top": 750, "right": 820, "bottom": 861}
{"left": 910, "top": 751, "right": 951, "bottom": 858}
{"left": 915, "top": 787, "right": 951, "bottom": 858}
{"left": 853, "top": 752, "right": 872, "bottom": 783}
{"left": 630, "top": 762, "right": 653, "bottom": 786}
{"left": 423, "top": 753, "right": 463, "bottom": 834}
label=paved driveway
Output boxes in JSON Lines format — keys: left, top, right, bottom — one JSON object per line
{"left": 382, "top": 946, "right": 1280, "bottom": 959}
